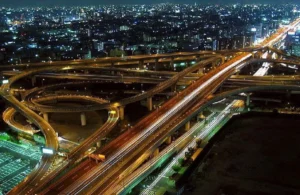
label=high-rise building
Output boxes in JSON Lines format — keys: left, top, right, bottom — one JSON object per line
{"left": 233, "top": 35, "right": 246, "bottom": 49}
{"left": 291, "top": 44, "right": 300, "bottom": 56}
{"left": 286, "top": 30, "right": 300, "bottom": 56}
{"left": 218, "top": 38, "right": 231, "bottom": 50}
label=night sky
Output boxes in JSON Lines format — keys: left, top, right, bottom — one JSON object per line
{"left": 1, "top": 0, "right": 298, "bottom": 7}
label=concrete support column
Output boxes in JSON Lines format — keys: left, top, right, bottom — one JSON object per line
{"left": 171, "top": 84, "right": 177, "bottom": 92}
{"left": 212, "top": 61, "right": 216, "bottom": 69}
{"left": 31, "top": 76, "right": 36, "bottom": 87}
{"left": 170, "top": 57, "right": 174, "bottom": 67}
{"left": 43, "top": 113, "right": 49, "bottom": 122}
{"left": 139, "top": 60, "right": 144, "bottom": 69}
{"left": 154, "top": 59, "right": 159, "bottom": 71}
{"left": 111, "top": 62, "right": 115, "bottom": 75}
{"left": 96, "top": 141, "right": 101, "bottom": 148}
{"left": 198, "top": 111, "right": 205, "bottom": 120}
{"left": 257, "top": 51, "right": 263, "bottom": 59}
{"left": 198, "top": 68, "right": 204, "bottom": 75}
{"left": 80, "top": 112, "right": 86, "bottom": 126}
{"left": 147, "top": 97, "right": 153, "bottom": 111}
{"left": 119, "top": 106, "right": 125, "bottom": 120}
{"left": 267, "top": 52, "right": 272, "bottom": 59}
{"left": 286, "top": 90, "right": 291, "bottom": 100}
{"left": 153, "top": 148, "right": 159, "bottom": 157}
{"left": 185, "top": 121, "right": 191, "bottom": 131}
{"left": 246, "top": 94, "right": 250, "bottom": 107}
{"left": 221, "top": 57, "right": 225, "bottom": 64}
{"left": 165, "top": 136, "right": 172, "bottom": 145}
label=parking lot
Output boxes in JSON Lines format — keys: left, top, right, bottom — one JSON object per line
{"left": 0, "top": 140, "right": 41, "bottom": 194}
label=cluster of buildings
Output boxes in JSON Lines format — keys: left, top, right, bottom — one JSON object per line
{"left": 0, "top": 4, "right": 299, "bottom": 64}
{"left": 286, "top": 27, "right": 300, "bottom": 56}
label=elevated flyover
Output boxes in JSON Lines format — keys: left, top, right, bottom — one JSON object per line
{"left": 109, "top": 83, "right": 300, "bottom": 195}
{"left": 4, "top": 17, "right": 300, "bottom": 195}
{"left": 14, "top": 56, "right": 225, "bottom": 113}
{"left": 54, "top": 17, "right": 300, "bottom": 194}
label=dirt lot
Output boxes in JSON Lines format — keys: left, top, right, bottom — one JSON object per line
{"left": 187, "top": 112, "right": 300, "bottom": 195}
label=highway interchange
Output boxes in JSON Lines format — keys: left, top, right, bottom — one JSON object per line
{"left": 1, "top": 17, "right": 300, "bottom": 195}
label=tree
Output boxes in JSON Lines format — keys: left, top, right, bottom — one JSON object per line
{"left": 109, "top": 48, "right": 126, "bottom": 57}
{"left": 178, "top": 158, "right": 184, "bottom": 166}
{"left": 172, "top": 164, "right": 181, "bottom": 173}
{"left": 196, "top": 139, "right": 202, "bottom": 148}
{"left": 109, "top": 49, "right": 116, "bottom": 57}
{"left": 185, "top": 151, "right": 192, "bottom": 159}
{"left": 188, "top": 147, "right": 194, "bottom": 153}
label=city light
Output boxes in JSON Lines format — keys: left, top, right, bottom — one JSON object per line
{"left": 0, "top": 3, "right": 299, "bottom": 195}
{"left": 42, "top": 148, "right": 54, "bottom": 155}
{"left": 2, "top": 80, "right": 9, "bottom": 84}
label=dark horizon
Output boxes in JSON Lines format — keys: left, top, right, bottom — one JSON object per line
{"left": 1, "top": 0, "right": 299, "bottom": 8}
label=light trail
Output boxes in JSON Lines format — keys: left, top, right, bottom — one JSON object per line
{"left": 138, "top": 28, "right": 291, "bottom": 193}
{"left": 141, "top": 102, "right": 235, "bottom": 195}
{"left": 62, "top": 54, "right": 252, "bottom": 194}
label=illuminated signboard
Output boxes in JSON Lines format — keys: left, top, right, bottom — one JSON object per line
{"left": 42, "top": 148, "right": 54, "bottom": 155}
{"left": 288, "top": 31, "right": 296, "bottom": 35}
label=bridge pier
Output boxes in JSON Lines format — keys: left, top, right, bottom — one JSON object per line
{"left": 165, "top": 136, "right": 172, "bottom": 145}
{"left": 198, "top": 111, "right": 205, "bottom": 120}
{"left": 80, "top": 112, "right": 86, "bottom": 126}
{"left": 111, "top": 62, "right": 115, "bottom": 75}
{"left": 251, "top": 63, "right": 254, "bottom": 73}
{"left": 31, "top": 76, "right": 36, "bottom": 87}
{"left": 171, "top": 84, "right": 177, "bottom": 92}
{"left": 198, "top": 67, "right": 204, "bottom": 75}
{"left": 154, "top": 58, "right": 159, "bottom": 71}
{"left": 256, "top": 51, "right": 263, "bottom": 59}
{"left": 221, "top": 57, "right": 225, "bottom": 65}
{"left": 267, "top": 52, "right": 273, "bottom": 59}
{"left": 170, "top": 57, "right": 174, "bottom": 67}
{"left": 139, "top": 60, "right": 144, "bottom": 69}
{"left": 185, "top": 121, "right": 191, "bottom": 131}
{"left": 147, "top": 97, "right": 153, "bottom": 111}
{"left": 153, "top": 148, "right": 159, "bottom": 157}
{"left": 96, "top": 141, "right": 101, "bottom": 148}
{"left": 286, "top": 90, "right": 291, "bottom": 101}
{"left": 119, "top": 106, "right": 125, "bottom": 120}
{"left": 212, "top": 61, "right": 216, "bottom": 69}
{"left": 43, "top": 112, "right": 49, "bottom": 122}
{"left": 246, "top": 94, "right": 250, "bottom": 107}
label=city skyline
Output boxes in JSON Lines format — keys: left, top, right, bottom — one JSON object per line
{"left": 0, "top": 2, "right": 300, "bottom": 195}
{"left": 1, "top": 0, "right": 299, "bottom": 7}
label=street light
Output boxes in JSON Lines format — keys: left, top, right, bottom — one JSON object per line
{"left": 103, "top": 51, "right": 108, "bottom": 57}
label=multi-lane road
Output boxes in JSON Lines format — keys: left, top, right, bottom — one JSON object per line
{"left": 2, "top": 17, "right": 300, "bottom": 195}
{"left": 63, "top": 18, "right": 300, "bottom": 194}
